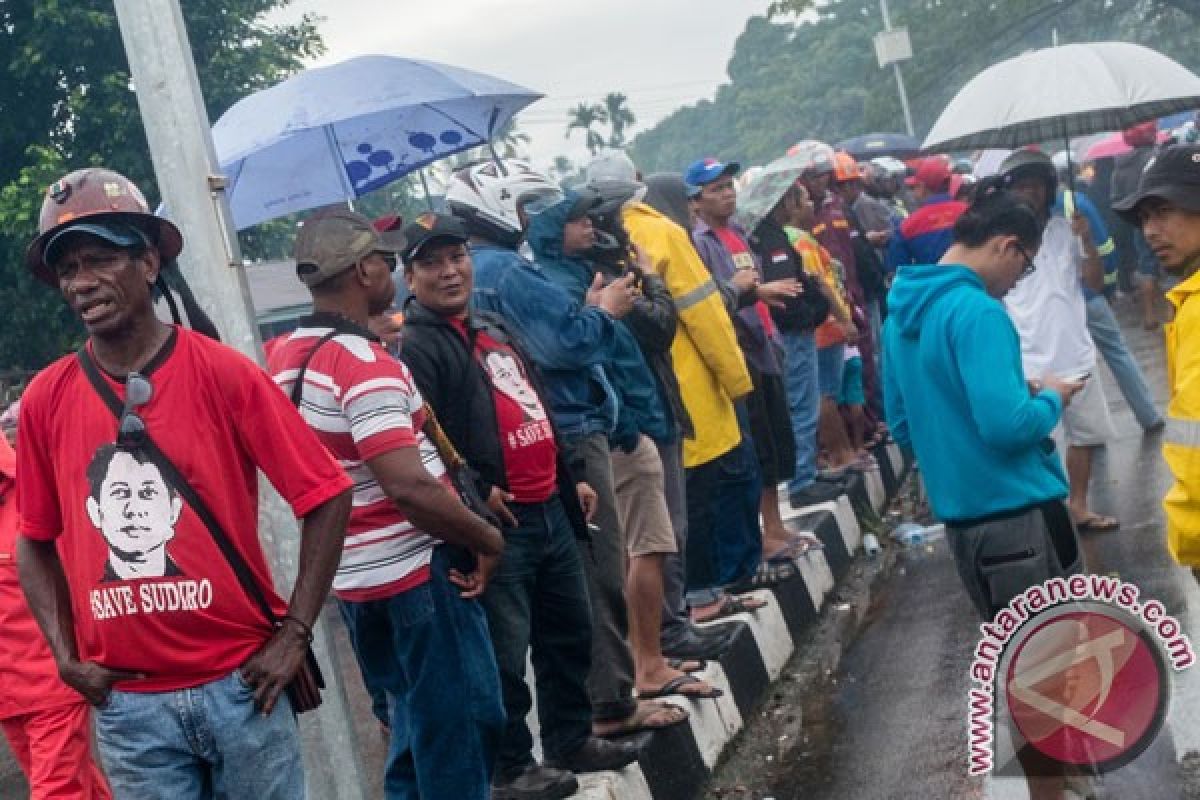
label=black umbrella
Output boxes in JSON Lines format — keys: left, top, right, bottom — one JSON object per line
{"left": 835, "top": 132, "right": 922, "bottom": 160}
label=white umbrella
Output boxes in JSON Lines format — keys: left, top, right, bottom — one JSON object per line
{"left": 210, "top": 55, "right": 541, "bottom": 229}
{"left": 922, "top": 42, "right": 1200, "bottom": 153}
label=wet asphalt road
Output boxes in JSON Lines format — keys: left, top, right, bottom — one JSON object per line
{"left": 769, "top": 296, "right": 1200, "bottom": 800}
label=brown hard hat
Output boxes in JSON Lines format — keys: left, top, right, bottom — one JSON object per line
{"left": 25, "top": 167, "right": 183, "bottom": 286}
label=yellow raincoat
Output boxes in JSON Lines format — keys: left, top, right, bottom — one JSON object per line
{"left": 1164, "top": 268, "right": 1200, "bottom": 564}
{"left": 622, "top": 201, "right": 753, "bottom": 468}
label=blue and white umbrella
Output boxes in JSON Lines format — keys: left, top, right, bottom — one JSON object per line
{"left": 211, "top": 55, "right": 542, "bottom": 229}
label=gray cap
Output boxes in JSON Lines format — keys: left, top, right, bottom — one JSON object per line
{"left": 586, "top": 149, "right": 639, "bottom": 185}
{"left": 294, "top": 208, "right": 389, "bottom": 287}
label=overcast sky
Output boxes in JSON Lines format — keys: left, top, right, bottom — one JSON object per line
{"left": 268, "top": 0, "right": 774, "bottom": 171}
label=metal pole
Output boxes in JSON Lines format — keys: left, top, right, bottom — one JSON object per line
{"left": 111, "top": 3, "right": 368, "bottom": 799}
{"left": 880, "top": 0, "right": 916, "bottom": 137}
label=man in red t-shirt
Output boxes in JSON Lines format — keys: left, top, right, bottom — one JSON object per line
{"left": 0, "top": 433, "right": 112, "bottom": 799}
{"left": 267, "top": 209, "right": 507, "bottom": 800}
{"left": 16, "top": 168, "right": 352, "bottom": 799}
{"left": 398, "top": 214, "right": 640, "bottom": 799}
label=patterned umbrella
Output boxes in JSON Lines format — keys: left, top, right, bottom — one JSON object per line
{"left": 735, "top": 149, "right": 828, "bottom": 233}
{"left": 210, "top": 55, "right": 542, "bottom": 229}
{"left": 923, "top": 42, "right": 1200, "bottom": 153}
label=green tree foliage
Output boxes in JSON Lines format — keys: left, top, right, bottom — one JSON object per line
{"left": 566, "top": 102, "right": 609, "bottom": 155}
{"left": 0, "top": 1, "right": 323, "bottom": 369}
{"left": 602, "top": 92, "right": 637, "bottom": 147}
{"left": 566, "top": 93, "right": 639, "bottom": 153}
{"left": 629, "top": 0, "right": 1200, "bottom": 173}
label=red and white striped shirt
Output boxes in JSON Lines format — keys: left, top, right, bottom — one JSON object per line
{"left": 268, "top": 323, "right": 451, "bottom": 601}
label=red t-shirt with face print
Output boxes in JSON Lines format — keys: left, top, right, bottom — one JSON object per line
{"left": 448, "top": 320, "right": 558, "bottom": 504}
{"left": 17, "top": 328, "right": 351, "bottom": 692}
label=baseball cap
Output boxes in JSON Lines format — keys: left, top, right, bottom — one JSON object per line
{"left": 43, "top": 221, "right": 150, "bottom": 267}
{"left": 1113, "top": 144, "right": 1200, "bottom": 223}
{"left": 400, "top": 212, "right": 470, "bottom": 265}
{"left": 684, "top": 158, "right": 740, "bottom": 197}
{"left": 294, "top": 208, "right": 388, "bottom": 287}
{"left": 371, "top": 214, "right": 409, "bottom": 252}
{"left": 587, "top": 150, "right": 640, "bottom": 184}
{"left": 906, "top": 157, "right": 953, "bottom": 193}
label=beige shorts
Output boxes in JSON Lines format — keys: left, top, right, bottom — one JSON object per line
{"left": 610, "top": 435, "right": 679, "bottom": 557}
{"left": 1060, "top": 375, "right": 1116, "bottom": 448}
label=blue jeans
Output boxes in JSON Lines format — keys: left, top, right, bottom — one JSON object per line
{"left": 93, "top": 671, "right": 304, "bottom": 800}
{"left": 713, "top": 403, "right": 764, "bottom": 587}
{"left": 1085, "top": 294, "right": 1163, "bottom": 430}
{"left": 782, "top": 331, "right": 821, "bottom": 495}
{"left": 337, "top": 599, "right": 391, "bottom": 728}
{"left": 342, "top": 547, "right": 506, "bottom": 800}
{"left": 481, "top": 496, "right": 593, "bottom": 773}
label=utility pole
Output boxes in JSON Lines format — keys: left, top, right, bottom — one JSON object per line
{"left": 878, "top": 0, "right": 916, "bottom": 137}
{"left": 110, "top": 3, "right": 368, "bottom": 798}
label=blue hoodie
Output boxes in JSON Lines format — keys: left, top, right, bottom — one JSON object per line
{"left": 883, "top": 264, "right": 1069, "bottom": 523}
{"left": 527, "top": 192, "right": 671, "bottom": 450}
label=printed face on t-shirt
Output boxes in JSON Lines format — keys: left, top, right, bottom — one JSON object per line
{"left": 484, "top": 350, "right": 546, "bottom": 422}
{"left": 85, "top": 447, "right": 183, "bottom": 582}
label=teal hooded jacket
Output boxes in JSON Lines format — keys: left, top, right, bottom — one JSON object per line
{"left": 883, "top": 264, "right": 1069, "bottom": 523}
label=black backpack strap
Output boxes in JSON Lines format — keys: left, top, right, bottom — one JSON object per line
{"left": 289, "top": 329, "right": 342, "bottom": 408}
{"left": 76, "top": 346, "right": 279, "bottom": 628}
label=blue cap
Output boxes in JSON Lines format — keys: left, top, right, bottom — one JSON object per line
{"left": 43, "top": 221, "right": 150, "bottom": 267}
{"left": 684, "top": 158, "right": 740, "bottom": 197}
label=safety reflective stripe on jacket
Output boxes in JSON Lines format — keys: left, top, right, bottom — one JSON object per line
{"left": 623, "top": 202, "right": 752, "bottom": 468}
{"left": 1163, "top": 268, "right": 1200, "bottom": 564}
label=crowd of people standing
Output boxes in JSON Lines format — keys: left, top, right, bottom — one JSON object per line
{"left": 2, "top": 119, "right": 1197, "bottom": 800}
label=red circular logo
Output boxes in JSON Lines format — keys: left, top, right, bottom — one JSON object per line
{"left": 1004, "top": 608, "right": 1168, "bottom": 771}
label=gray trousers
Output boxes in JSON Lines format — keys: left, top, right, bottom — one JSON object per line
{"left": 563, "top": 433, "right": 637, "bottom": 722}
{"left": 947, "top": 500, "right": 1083, "bottom": 619}
{"left": 656, "top": 440, "right": 691, "bottom": 641}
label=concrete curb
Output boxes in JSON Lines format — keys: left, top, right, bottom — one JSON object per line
{"left": 566, "top": 444, "right": 912, "bottom": 800}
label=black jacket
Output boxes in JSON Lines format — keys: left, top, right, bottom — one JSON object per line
{"left": 400, "top": 300, "right": 589, "bottom": 538}
{"left": 622, "top": 270, "right": 694, "bottom": 440}
{"left": 750, "top": 218, "right": 830, "bottom": 333}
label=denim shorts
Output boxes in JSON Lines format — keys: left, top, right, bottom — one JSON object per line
{"left": 817, "top": 343, "right": 846, "bottom": 398}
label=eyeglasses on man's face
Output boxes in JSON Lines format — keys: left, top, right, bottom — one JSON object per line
{"left": 1014, "top": 243, "right": 1037, "bottom": 279}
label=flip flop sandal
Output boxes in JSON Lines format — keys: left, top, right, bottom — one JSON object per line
{"left": 766, "top": 532, "right": 822, "bottom": 562}
{"left": 692, "top": 593, "right": 768, "bottom": 624}
{"left": 638, "top": 673, "right": 724, "bottom": 700}
{"left": 597, "top": 700, "right": 689, "bottom": 738}
{"left": 667, "top": 658, "right": 706, "bottom": 673}
{"left": 1076, "top": 514, "right": 1120, "bottom": 532}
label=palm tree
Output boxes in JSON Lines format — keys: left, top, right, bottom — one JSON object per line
{"left": 491, "top": 120, "right": 532, "bottom": 159}
{"left": 551, "top": 155, "right": 575, "bottom": 181}
{"left": 566, "top": 102, "right": 608, "bottom": 155}
{"left": 603, "top": 92, "right": 637, "bottom": 147}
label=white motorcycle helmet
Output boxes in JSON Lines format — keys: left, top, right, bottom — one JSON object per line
{"left": 445, "top": 159, "right": 563, "bottom": 248}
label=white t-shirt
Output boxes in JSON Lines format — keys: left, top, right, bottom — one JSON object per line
{"left": 1004, "top": 216, "right": 1095, "bottom": 379}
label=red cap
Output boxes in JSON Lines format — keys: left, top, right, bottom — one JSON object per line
{"left": 1122, "top": 121, "right": 1158, "bottom": 148}
{"left": 905, "top": 158, "right": 952, "bottom": 193}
